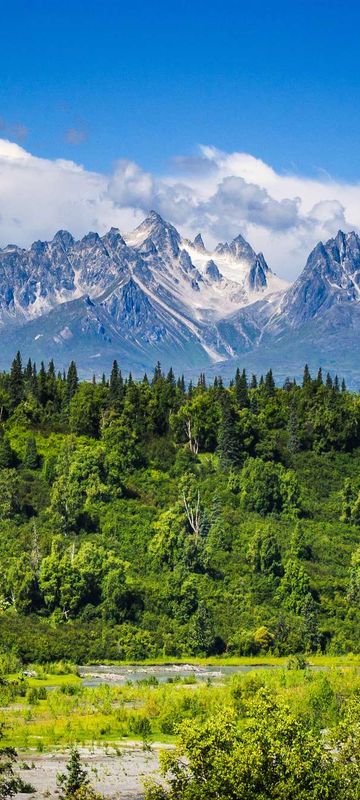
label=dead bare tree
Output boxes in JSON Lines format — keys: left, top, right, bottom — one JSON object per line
{"left": 185, "top": 419, "right": 199, "bottom": 454}
{"left": 183, "top": 488, "right": 201, "bottom": 537}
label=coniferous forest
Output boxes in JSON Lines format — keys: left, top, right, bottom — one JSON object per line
{"left": 1, "top": 352, "right": 360, "bottom": 662}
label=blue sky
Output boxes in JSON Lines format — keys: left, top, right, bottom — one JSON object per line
{"left": 1, "top": 0, "right": 360, "bottom": 278}
{"left": 1, "top": 0, "right": 360, "bottom": 179}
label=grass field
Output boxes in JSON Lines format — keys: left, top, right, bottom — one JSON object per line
{"left": 2, "top": 658, "right": 360, "bottom": 751}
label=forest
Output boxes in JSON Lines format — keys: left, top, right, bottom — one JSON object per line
{"left": 0, "top": 352, "right": 360, "bottom": 661}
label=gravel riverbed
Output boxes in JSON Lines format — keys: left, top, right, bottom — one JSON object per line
{"left": 17, "top": 744, "right": 168, "bottom": 799}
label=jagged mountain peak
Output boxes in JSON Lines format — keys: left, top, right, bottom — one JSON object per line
{"left": 52, "top": 230, "right": 75, "bottom": 249}
{"left": 125, "top": 210, "right": 181, "bottom": 258}
{"left": 205, "top": 260, "right": 222, "bottom": 281}
{"left": 102, "top": 227, "right": 127, "bottom": 249}
{"left": 215, "top": 233, "right": 255, "bottom": 262}
{"left": 193, "top": 233, "right": 206, "bottom": 252}
{"left": 271, "top": 229, "right": 360, "bottom": 331}
{"left": 80, "top": 231, "right": 102, "bottom": 246}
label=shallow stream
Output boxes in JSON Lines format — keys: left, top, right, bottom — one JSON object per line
{"left": 79, "top": 662, "right": 277, "bottom": 686}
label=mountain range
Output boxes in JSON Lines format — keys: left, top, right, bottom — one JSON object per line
{"left": 0, "top": 211, "right": 360, "bottom": 385}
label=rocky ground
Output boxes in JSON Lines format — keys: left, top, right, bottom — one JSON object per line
{"left": 17, "top": 744, "right": 168, "bottom": 799}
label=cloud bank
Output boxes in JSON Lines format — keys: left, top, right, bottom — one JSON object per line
{"left": 0, "top": 139, "right": 359, "bottom": 279}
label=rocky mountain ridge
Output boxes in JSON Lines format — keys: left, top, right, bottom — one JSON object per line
{"left": 0, "top": 214, "right": 359, "bottom": 383}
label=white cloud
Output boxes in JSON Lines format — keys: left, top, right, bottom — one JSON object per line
{"left": 0, "top": 138, "right": 360, "bottom": 279}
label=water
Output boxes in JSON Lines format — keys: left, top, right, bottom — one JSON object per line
{"left": 78, "top": 662, "right": 277, "bottom": 687}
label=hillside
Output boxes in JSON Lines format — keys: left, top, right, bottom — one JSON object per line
{"left": 0, "top": 354, "right": 360, "bottom": 660}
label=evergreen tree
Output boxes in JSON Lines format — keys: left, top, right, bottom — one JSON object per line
{"left": 0, "top": 435, "right": 15, "bottom": 469}
{"left": 67, "top": 361, "right": 78, "bottom": 400}
{"left": 264, "top": 369, "right": 275, "bottom": 396}
{"left": 48, "top": 359, "right": 56, "bottom": 380}
{"left": 302, "top": 364, "right": 311, "bottom": 387}
{"left": 23, "top": 436, "right": 39, "bottom": 470}
{"left": 217, "top": 395, "right": 241, "bottom": 467}
{"left": 109, "top": 359, "right": 123, "bottom": 406}
{"left": 177, "top": 375, "right": 186, "bottom": 393}
{"left": 37, "top": 362, "right": 48, "bottom": 405}
{"left": 341, "top": 378, "right": 347, "bottom": 393}
{"left": 316, "top": 367, "right": 323, "bottom": 387}
{"left": 235, "top": 368, "right": 249, "bottom": 408}
{"left": 152, "top": 361, "right": 163, "bottom": 383}
{"left": 29, "top": 362, "right": 38, "bottom": 396}
{"left": 326, "top": 372, "right": 333, "bottom": 389}
{"left": 250, "top": 374, "right": 258, "bottom": 389}
{"left": 166, "top": 367, "right": 176, "bottom": 387}
{"left": 24, "top": 358, "right": 33, "bottom": 383}
{"left": 334, "top": 374, "right": 340, "bottom": 392}
{"left": 8, "top": 351, "right": 23, "bottom": 407}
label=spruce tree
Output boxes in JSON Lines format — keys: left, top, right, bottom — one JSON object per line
{"left": 325, "top": 372, "right": 333, "bottom": 389}
{"left": 177, "top": 375, "right": 186, "bottom": 393}
{"left": 264, "top": 369, "right": 275, "bottom": 396}
{"left": 235, "top": 368, "right": 249, "bottom": 408}
{"left": 250, "top": 374, "right": 258, "bottom": 389}
{"left": 302, "top": 364, "right": 311, "bottom": 388}
{"left": 67, "top": 361, "right": 78, "bottom": 400}
{"left": 24, "top": 358, "right": 33, "bottom": 382}
{"left": 217, "top": 395, "right": 241, "bottom": 467}
{"left": 152, "top": 361, "right": 163, "bottom": 383}
{"left": 0, "top": 435, "right": 15, "bottom": 469}
{"left": 316, "top": 367, "right": 323, "bottom": 387}
{"left": 37, "top": 362, "right": 48, "bottom": 405}
{"left": 109, "top": 359, "right": 123, "bottom": 405}
{"left": 166, "top": 367, "right": 175, "bottom": 387}
{"left": 9, "top": 351, "right": 23, "bottom": 407}
{"left": 23, "top": 436, "right": 39, "bottom": 470}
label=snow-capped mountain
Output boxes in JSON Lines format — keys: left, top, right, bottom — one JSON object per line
{"left": 0, "top": 217, "right": 360, "bottom": 383}
{"left": 0, "top": 211, "right": 287, "bottom": 372}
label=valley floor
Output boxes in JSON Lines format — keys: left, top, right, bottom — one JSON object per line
{"left": 17, "top": 745, "right": 162, "bottom": 800}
